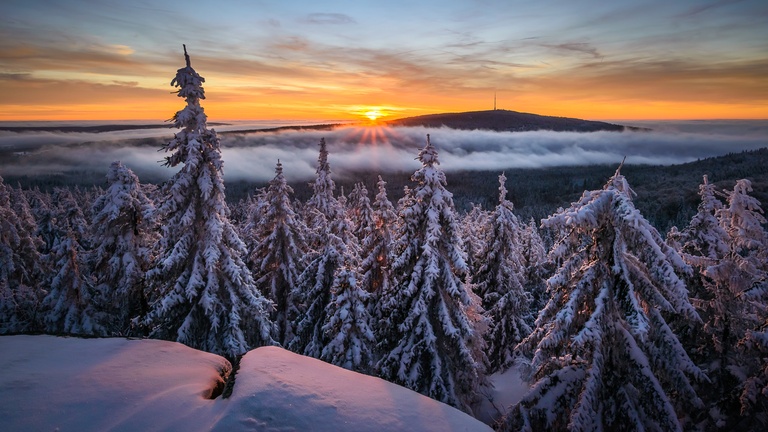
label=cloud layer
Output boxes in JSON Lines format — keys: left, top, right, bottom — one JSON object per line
{"left": 1, "top": 122, "right": 766, "bottom": 185}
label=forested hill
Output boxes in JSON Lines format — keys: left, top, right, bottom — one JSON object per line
{"left": 385, "top": 109, "right": 637, "bottom": 132}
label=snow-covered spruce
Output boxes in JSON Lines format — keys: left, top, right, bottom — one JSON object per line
{"left": 702, "top": 179, "right": 768, "bottom": 427}
{"left": 90, "top": 161, "right": 155, "bottom": 335}
{"left": 320, "top": 264, "right": 375, "bottom": 372}
{"left": 247, "top": 160, "right": 307, "bottom": 345}
{"left": 347, "top": 182, "right": 375, "bottom": 243}
{"left": 377, "top": 135, "right": 484, "bottom": 414}
{"left": 304, "top": 137, "right": 342, "bottom": 250}
{"left": 0, "top": 178, "right": 44, "bottom": 333}
{"left": 500, "top": 167, "right": 707, "bottom": 432}
{"left": 475, "top": 173, "right": 531, "bottom": 374}
{"left": 518, "top": 218, "right": 548, "bottom": 315}
{"left": 670, "top": 176, "right": 730, "bottom": 267}
{"left": 739, "top": 312, "right": 768, "bottom": 427}
{"left": 40, "top": 188, "right": 105, "bottom": 336}
{"left": 460, "top": 203, "right": 489, "bottom": 280}
{"left": 361, "top": 176, "right": 397, "bottom": 321}
{"left": 143, "top": 46, "right": 274, "bottom": 357}
{"left": 290, "top": 138, "right": 359, "bottom": 359}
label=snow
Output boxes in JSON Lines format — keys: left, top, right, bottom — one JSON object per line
{"left": 0, "top": 335, "right": 228, "bottom": 431}
{"left": 475, "top": 366, "right": 531, "bottom": 425}
{"left": 0, "top": 335, "right": 491, "bottom": 431}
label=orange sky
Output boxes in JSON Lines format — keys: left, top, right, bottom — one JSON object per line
{"left": 1, "top": 1, "right": 766, "bottom": 122}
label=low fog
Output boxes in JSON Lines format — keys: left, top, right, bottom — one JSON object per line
{"left": 1, "top": 120, "right": 766, "bottom": 184}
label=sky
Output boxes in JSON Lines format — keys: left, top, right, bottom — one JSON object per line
{"left": 1, "top": 0, "right": 766, "bottom": 122}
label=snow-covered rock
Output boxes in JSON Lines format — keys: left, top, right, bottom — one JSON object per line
{"left": 0, "top": 335, "right": 491, "bottom": 431}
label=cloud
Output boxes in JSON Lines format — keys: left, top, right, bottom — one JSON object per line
{"left": 674, "top": 0, "right": 744, "bottom": 19}
{"left": 303, "top": 13, "right": 356, "bottom": 25}
{"left": 543, "top": 42, "right": 602, "bottom": 59}
{"left": 2, "top": 122, "right": 765, "bottom": 186}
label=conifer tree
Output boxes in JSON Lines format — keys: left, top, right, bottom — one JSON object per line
{"left": 26, "top": 188, "right": 55, "bottom": 254}
{"left": 304, "top": 138, "right": 340, "bottom": 249}
{"left": 143, "top": 46, "right": 274, "bottom": 357}
{"left": 347, "top": 182, "right": 374, "bottom": 243}
{"left": 520, "top": 217, "right": 549, "bottom": 314}
{"left": 460, "top": 204, "right": 489, "bottom": 279}
{"left": 361, "top": 176, "right": 397, "bottom": 321}
{"left": 501, "top": 167, "right": 706, "bottom": 432}
{"left": 377, "top": 135, "right": 483, "bottom": 414}
{"left": 41, "top": 188, "right": 105, "bottom": 336}
{"left": 674, "top": 176, "right": 730, "bottom": 267}
{"left": 689, "top": 178, "right": 768, "bottom": 427}
{"left": 320, "top": 264, "right": 375, "bottom": 372}
{"left": 475, "top": 173, "right": 531, "bottom": 373}
{"left": 739, "top": 311, "right": 768, "bottom": 428}
{"left": 90, "top": 161, "right": 155, "bottom": 335}
{"left": 0, "top": 179, "right": 44, "bottom": 333}
{"left": 289, "top": 139, "right": 358, "bottom": 358}
{"left": 248, "top": 160, "right": 307, "bottom": 345}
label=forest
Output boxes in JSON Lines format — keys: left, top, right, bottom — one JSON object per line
{"left": 1, "top": 51, "right": 767, "bottom": 431}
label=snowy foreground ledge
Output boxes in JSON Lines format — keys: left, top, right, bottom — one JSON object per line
{"left": 0, "top": 335, "right": 491, "bottom": 431}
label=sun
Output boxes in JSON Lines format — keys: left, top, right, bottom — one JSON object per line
{"left": 364, "top": 109, "right": 382, "bottom": 121}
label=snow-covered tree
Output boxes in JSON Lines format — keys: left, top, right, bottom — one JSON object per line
{"left": 90, "top": 161, "right": 155, "bottom": 335}
{"left": 0, "top": 179, "right": 44, "bottom": 333}
{"left": 718, "top": 179, "right": 768, "bottom": 267}
{"left": 674, "top": 176, "right": 730, "bottom": 266}
{"left": 460, "top": 203, "right": 489, "bottom": 279}
{"left": 248, "top": 160, "right": 307, "bottom": 345}
{"left": 501, "top": 167, "right": 707, "bottom": 432}
{"left": 475, "top": 173, "right": 531, "bottom": 373}
{"left": 304, "top": 138, "right": 341, "bottom": 249}
{"left": 519, "top": 217, "right": 549, "bottom": 314}
{"left": 361, "top": 176, "right": 397, "bottom": 321}
{"left": 53, "top": 187, "right": 90, "bottom": 246}
{"left": 289, "top": 139, "right": 359, "bottom": 358}
{"left": 143, "top": 46, "right": 274, "bottom": 357}
{"left": 40, "top": 188, "right": 105, "bottom": 336}
{"left": 690, "top": 178, "right": 768, "bottom": 427}
{"left": 739, "top": 310, "right": 768, "bottom": 428}
{"left": 377, "top": 135, "right": 483, "bottom": 414}
{"left": 347, "top": 182, "right": 374, "bottom": 243}
{"left": 320, "top": 264, "right": 375, "bottom": 372}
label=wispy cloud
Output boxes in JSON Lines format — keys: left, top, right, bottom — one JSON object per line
{"left": 542, "top": 42, "right": 602, "bottom": 59}
{"left": 303, "top": 13, "right": 356, "bottom": 25}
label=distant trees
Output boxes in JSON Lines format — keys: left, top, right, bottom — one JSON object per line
{"left": 501, "top": 168, "right": 706, "bottom": 432}
{"left": 141, "top": 46, "right": 274, "bottom": 357}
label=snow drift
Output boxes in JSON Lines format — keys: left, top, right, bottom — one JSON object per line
{"left": 0, "top": 335, "right": 491, "bottom": 431}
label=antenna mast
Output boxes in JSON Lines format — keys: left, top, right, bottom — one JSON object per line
{"left": 494, "top": 91, "right": 497, "bottom": 110}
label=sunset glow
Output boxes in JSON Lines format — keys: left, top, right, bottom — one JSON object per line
{"left": 0, "top": 1, "right": 765, "bottom": 122}
{"left": 365, "top": 110, "right": 382, "bottom": 122}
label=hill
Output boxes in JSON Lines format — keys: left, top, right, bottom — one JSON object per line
{"left": 385, "top": 109, "right": 636, "bottom": 132}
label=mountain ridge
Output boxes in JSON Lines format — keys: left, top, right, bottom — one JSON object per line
{"left": 385, "top": 109, "right": 641, "bottom": 132}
